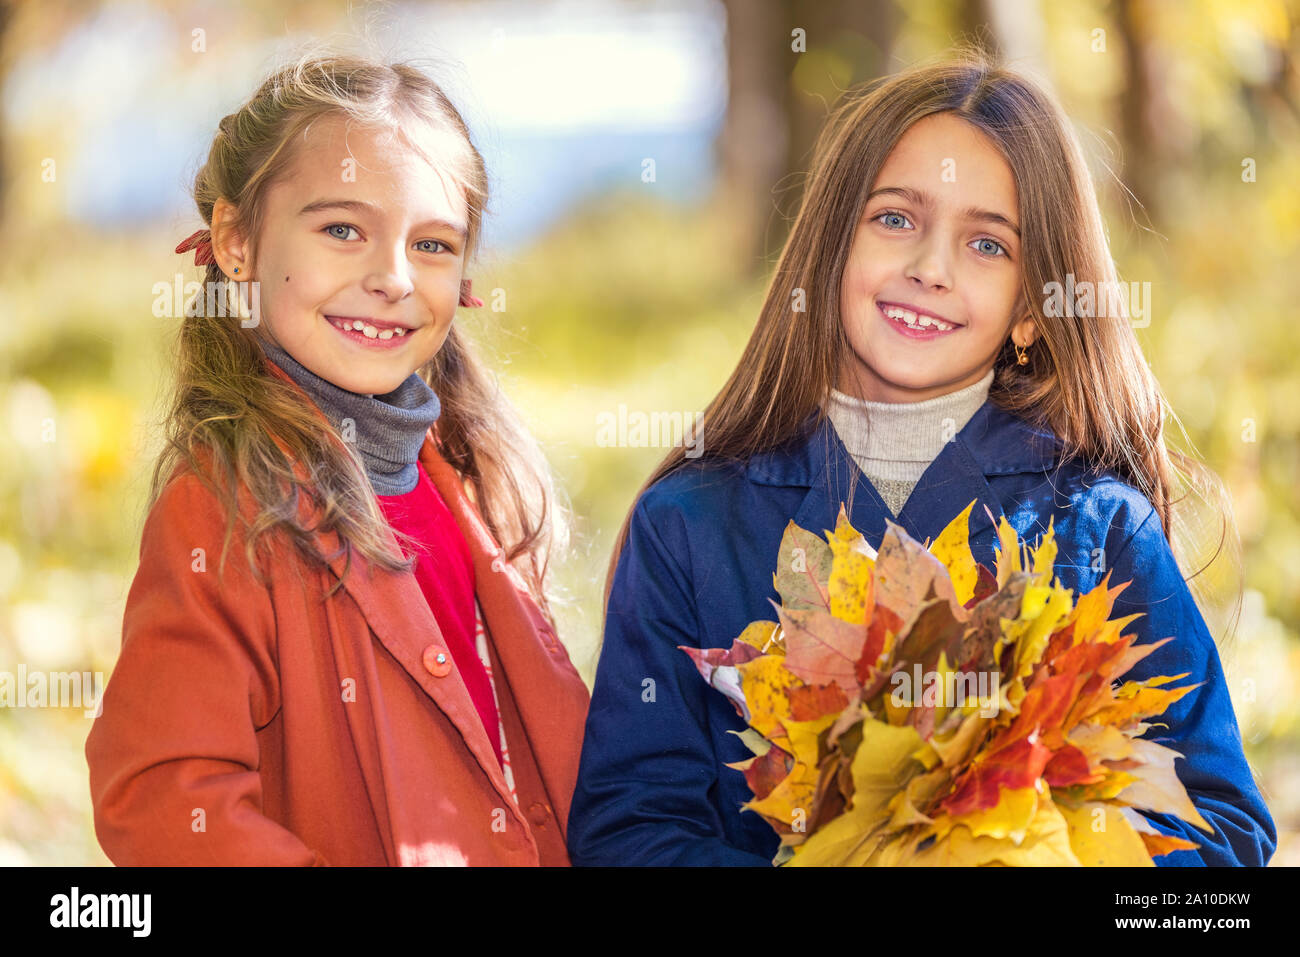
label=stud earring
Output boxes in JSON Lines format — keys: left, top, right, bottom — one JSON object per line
{"left": 233, "top": 267, "right": 240, "bottom": 274}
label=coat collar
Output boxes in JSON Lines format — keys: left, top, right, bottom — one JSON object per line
{"left": 746, "top": 398, "right": 1064, "bottom": 550}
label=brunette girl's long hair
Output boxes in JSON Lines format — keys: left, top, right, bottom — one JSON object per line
{"left": 154, "top": 51, "right": 567, "bottom": 619}
{"left": 607, "top": 46, "right": 1241, "bottom": 646}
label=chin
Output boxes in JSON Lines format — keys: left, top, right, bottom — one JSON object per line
{"left": 314, "top": 363, "right": 401, "bottom": 396}
{"left": 860, "top": 353, "right": 940, "bottom": 386}
{"left": 349, "top": 375, "right": 407, "bottom": 397}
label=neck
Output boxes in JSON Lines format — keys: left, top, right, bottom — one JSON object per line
{"left": 258, "top": 338, "right": 442, "bottom": 496}
{"left": 823, "top": 368, "right": 994, "bottom": 483}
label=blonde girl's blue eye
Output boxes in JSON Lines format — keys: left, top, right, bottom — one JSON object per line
{"left": 322, "top": 226, "right": 450, "bottom": 255}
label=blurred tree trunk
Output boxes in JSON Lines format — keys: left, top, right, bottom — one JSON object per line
{"left": 717, "top": 0, "right": 896, "bottom": 276}
{"left": 958, "top": 0, "right": 1000, "bottom": 57}
{"left": 1117, "top": 0, "right": 1162, "bottom": 225}
{"left": 960, "top": 0, "right": 1047, "bottom": 67}
{"left": 716, "top": 0, "right": 789, "bottom": 275}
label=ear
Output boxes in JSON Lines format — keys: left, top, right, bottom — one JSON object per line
{"left": 1011, "top": 313, "right": 1037, "bottom": 349}
{"left": 210, "top": 198, "right": 252, "bottom": 279}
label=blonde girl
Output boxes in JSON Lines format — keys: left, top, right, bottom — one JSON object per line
{"left": 87, "top": 53, "right": 589, "bottom": 866}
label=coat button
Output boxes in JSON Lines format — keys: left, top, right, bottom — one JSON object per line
{"left": 539, "top": 625, "right": 561, "bottom": 653}
{"left": 527, "top": 802, "right": 551, "bottom": 828}
{"left": 422, "top": 645, "right": 453, "bottom": 677}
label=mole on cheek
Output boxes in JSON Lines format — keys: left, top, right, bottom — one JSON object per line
{"left": 285, "top": 275, "right": 290, "bottom": 282}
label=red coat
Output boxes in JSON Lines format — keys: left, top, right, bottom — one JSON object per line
{"left": 86, "top": 369, "right": 590, "bottom": 866}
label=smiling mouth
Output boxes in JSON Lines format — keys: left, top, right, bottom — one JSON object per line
{"left": 877, "top": 302, "right": 961, "bottom": 332}
{"left": 326, "top": 316, "right": 410, "bottom": 339}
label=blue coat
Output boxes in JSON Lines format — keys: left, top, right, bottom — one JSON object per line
{"left": 567, "top": 399, "right": 1277, "bottom": 866}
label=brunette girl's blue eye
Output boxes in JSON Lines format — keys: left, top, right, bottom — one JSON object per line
{"left": 973, "top": 237, "right": 1007, "bottom": 258}
{"left": 877, "top": 211, "right": 911, "bottom": 229}
{"left": 324, "top": 223, "right": 358, "bottom": 241}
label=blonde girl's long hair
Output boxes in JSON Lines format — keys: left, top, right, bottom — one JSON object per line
{"left": 607, "top": 46, "right": 1241, "bottom": 646}
{"left": 154, "top": 52, "right": 567, "bottom": 619}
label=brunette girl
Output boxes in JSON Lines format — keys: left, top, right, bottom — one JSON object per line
{"left": 567, "top": 51, "right": 1275, "bottom": 867}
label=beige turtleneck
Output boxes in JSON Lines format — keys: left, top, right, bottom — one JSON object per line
{"left": 823, "top": 368, "right": 995, "bottom": 518}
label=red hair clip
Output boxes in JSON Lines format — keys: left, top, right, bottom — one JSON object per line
{"left": 459, "top": 278, "right": 484, "bottom": 308}
{"left": 175, "top": 228, "right": 216, "bottom": 266}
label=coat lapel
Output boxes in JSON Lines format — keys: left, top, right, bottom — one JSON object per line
{"left": 418, "top": 433, "right": 590, "bottom": 856}
{"left": 321, "top": 525, "right": 529, "bottom": 823}
{"left": 260, "top": 358, "right": 533, "bottom": 842}
{"left": 754, "top": 400, "right": 1063, "bottom": 563}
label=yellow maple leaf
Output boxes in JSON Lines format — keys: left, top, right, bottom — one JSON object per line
{"left": 1065, "top": 572, "right": 1123, "bottom": 644}
{"left": 927, "top": 710, "right": 995, "bottom": 768}
{"left": 994, "top": 515, "right": 1024, "bottom": 588}
{"left": 742, "top": 712, "right": 838, "bottom": 837}
{"left": 736, "top": 654, "right": 801, "bottom": 745}
{"left": 743, "top": 758, "right": 819, "bottom": 833}
{"left": 1087, "top": 680, "right": 1198, "bottom": 727}
{"left": 787, "top": 718, "right": 925, "bottom": 866}
{"left": 934, "top": 785, "right": 1040, "bottom": 844}
{"left": 1058, "top": 801, "right": 1154, "bottom": 866}
{"left": 1114, "top": 738, "right": 1213, "bottom": 832}
{"left": 885, "top": 768, "right": 947, "bottom": 830}
{"left": 1067, "top": 722, "right": 1136, "bottom": 764}
{"left": 1001, "top": 583, "right": 1074, "bottom": 705}
{"left": 737, "top": 620, "right": 785, "bottom": 656}
{"left": 781, "top": 712, "right": 837, "bottom": 769}
{"left": 901, "top": 798, "right": 1080, "bottom": 866}
{"left": 1068, "top": 769, "right": 1136, "bottom": 802}
{"left": 828, "top": 510, "right": 876, "bottom": 625}
{"left": 928, "top": 499, "right": 980, "bottom": 606}
{"left": 1030, "top": 516, "right": 1059, "bottom": 582}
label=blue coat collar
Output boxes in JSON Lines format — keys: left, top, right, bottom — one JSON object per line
{"left": 746, "top": 399, "right": 1065, "bottom": 550}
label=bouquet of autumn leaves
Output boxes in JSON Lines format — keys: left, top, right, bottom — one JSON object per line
{"left": 681, "top": 500, "right": 1211, "bottom": 866}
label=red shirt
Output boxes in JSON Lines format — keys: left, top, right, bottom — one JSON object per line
{"left": 377, "top": 466, "right": 502, "bottom": 767}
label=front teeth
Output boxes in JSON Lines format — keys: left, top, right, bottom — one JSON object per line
{"left": 883, "top": 305, "right": 955, "bottom": 331}
{"left": 334, "top": 318, "right": 406, "bottom": 338}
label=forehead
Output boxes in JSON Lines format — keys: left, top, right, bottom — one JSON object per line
{"left": 276, "top": 113, "right": 469, "bottom": 219}
{"left": 874, "top": 112, "right": 1017, "bottom": 208}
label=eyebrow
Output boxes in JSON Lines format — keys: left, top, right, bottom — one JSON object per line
{"left": 298, "top": 199, "right": 468, "bottom": 239}
{"left": 866, "top": 185, "right": 1020, "bottom": 239}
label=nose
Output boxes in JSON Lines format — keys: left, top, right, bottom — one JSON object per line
{"left": 362, "top": 241, "right": 414, "bottom": 301}
{"left": 905, "top": 232, "right": 953, "bottom": 292}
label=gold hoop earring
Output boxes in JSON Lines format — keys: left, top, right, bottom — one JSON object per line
{"left": 1015, "top": 341, "right": 1030, "bottom": 365}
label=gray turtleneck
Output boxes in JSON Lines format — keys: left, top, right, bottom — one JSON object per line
{"left": 823, "top": 369, "right": 994, "bottom": 518}
{"left": 258, "top": 337, "right": 442, "bottom": 496}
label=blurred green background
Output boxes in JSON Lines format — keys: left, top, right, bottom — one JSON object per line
{"left": 1, "top": 0, "right": 1297, "bottom": 866}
